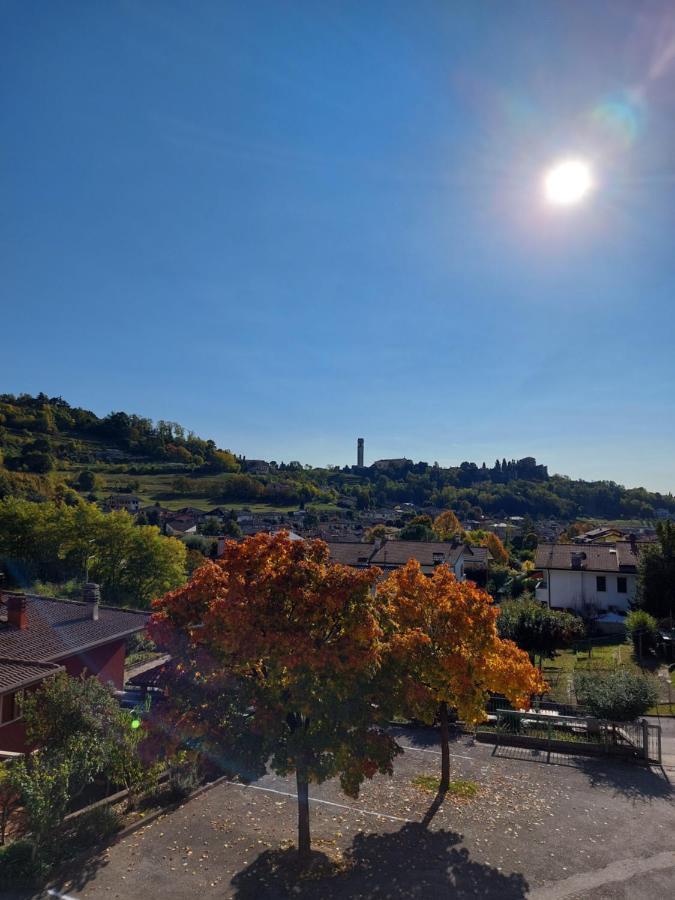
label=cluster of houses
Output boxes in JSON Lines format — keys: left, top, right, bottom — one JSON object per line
{"left": 1, "top": 497, "right": 658, "bottom": 759}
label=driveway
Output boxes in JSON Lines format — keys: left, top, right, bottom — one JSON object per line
{"left": 21, "top": 728, "right": 675, "bottom": 900}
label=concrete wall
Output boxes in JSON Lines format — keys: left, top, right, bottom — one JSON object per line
{"left": 536, "top": 568, "right": 636, "bottom": 612}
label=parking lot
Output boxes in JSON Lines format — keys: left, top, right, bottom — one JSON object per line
{"left": 25, "top": 727, "right": 675, "bottom": 900}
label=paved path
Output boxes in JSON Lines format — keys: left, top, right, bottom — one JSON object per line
{"left": 27, "top": 728, "right": 672, "bottom": 900}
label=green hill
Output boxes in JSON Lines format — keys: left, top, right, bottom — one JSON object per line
{"left": 1, "top": 393, "right": 673, "bottom": 522}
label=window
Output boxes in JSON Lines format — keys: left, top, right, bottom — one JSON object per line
{"left": 0, "top": 691, "right": 23, "bottom": 725}
{"left": 617, "top": 577, "right": 627, "bottom": 594}
{"left": 596, "top": 575, "right": 606, "bottom": 592}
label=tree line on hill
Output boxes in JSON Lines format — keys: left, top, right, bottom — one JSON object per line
{"left": 1, "top": 393, "right": 674, "bottom": 521}
{"left": 0, "top": 393, "right": 239, "bottom": 473}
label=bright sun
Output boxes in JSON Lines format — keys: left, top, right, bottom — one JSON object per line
{"left": 543, "top": 159, "right": 593, "bottom": 206}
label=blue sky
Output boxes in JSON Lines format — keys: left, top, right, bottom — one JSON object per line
{"left": 3, "top": 1, "right": 675, "bottom": 492}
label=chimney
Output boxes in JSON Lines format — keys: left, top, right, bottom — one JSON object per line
{"left": 357, "top": 437, "right": 364, "bottom": 468}
{"left": 570, "top": 551, "right": 586, "bottom": 570}
{"left": 83, "top": 582, "right": 100, "bottom": 621}
{"left": 5, "top": 592, "right": 28, "bottom": 630}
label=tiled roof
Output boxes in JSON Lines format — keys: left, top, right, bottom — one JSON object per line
{"left": 0, "top": 657, "right": 63, "bottom": 693}
{"left": 534, "top": 541, "right": 646, "bottom": 573}
{"left": 325, "top": 542, "right": 377, "bottom": 566}
{"left": 464, "top": 546, "right": 489, "bottom": 566}
{"left": 0, "top": 594, "right": 148, "bottom": 663}
{"left": 369, "top": 540, "right": 464, "bottom": 573}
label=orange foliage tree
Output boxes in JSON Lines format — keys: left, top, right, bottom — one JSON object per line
{"left": 433, "top": 510, "right": 463, "bottom": 541}
{"left": 379, "top": 561, "right": 546, "bottom": 791}
{"left": 149, "top": 532, "right": 399, "bottom": 861}
{"left": 483, "top": 531, "right": 509, "bottom": 565}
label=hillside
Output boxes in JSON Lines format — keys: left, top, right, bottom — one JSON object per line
{"left": 1, "top": 393, "right": 674, "bottom": 521}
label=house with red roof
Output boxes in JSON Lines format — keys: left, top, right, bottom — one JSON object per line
{"left": 0, "top": 587, "right": 148, "bottom": 755}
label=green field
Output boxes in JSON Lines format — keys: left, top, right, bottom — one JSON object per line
{"left": 53, "top": 464, "right": 342, "bottom": 515}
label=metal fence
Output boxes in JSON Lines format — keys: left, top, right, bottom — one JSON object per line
{"left": 476, "top": 708, "right": 662, "bottom": 764}
{"left": 485, "top": 696, "right": 587, "bottom": 718}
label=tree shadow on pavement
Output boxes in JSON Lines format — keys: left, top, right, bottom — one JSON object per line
{"left": 45, "top": 846, "right": 111, "bottom": 898}
{"left": 574, "top": 756, "right": 673, "bottom": 802}
{"left": 491, "top": 743, "right": 672, "bottom": 801}
{"left": 387, "top": 722, "right": 465, "bottom": 750}
{"left": 232, "top": 790, "right": 528, "bottom": 900}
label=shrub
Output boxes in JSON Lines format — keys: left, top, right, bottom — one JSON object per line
{"left": 0, "top": 840, "right": 45, "bottom": 887}
{"left": 71, "top": 805, "right": 122, "bottom": 849}
{"left": 574, "top": 670, "right": 658, "bottom": 721}
{"left": 167, "top": 752, "right": 201, "bottom": 801}
{"left": 625, "top": 610, "right": 659, "bottom": 655}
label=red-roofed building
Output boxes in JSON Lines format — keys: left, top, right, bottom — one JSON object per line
{"left": 0, "top": 589, "right": 148, "bottom": 754}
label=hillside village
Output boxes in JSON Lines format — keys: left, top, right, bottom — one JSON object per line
{"left": 1, "top": 394, "right": 675, "bottom": 895}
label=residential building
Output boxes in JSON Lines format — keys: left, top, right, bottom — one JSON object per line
{"left": 164, "top": 515, "right": 199, "bottom": 535}
{"left": 325, "top": 539, "right": 466, "bottom": 580}
{"left": 534, "top": 541, "right": 646, "bottom": 613}
{"left": 573, "top": 527, "right": 626, "bottom": 544}
{"left": 463, "top": 545, "right": 490, "bottom": 585}
{"left": 106, "top": 494, "right": 141, "bottom": 514}
{"left": 0, "top": 589, "right": 148, "bottom": 754}
{"left": 370, "top": 458, "right": 412, "bottom": 471}
{"left": 242, "top": 459, "right": 270, "bottom": 475}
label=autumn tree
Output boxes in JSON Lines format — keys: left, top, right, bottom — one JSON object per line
{"left": 483, "top": 532, "right": 509, "bottom": 565}
{"left": 433, "top": 510, "right": 463, "bottom": 541}
{"left": 379, "top": 561, "right": 545, "bottom": 792}
{"left": 150, "top": 532, "right": 399, "bottom": 862}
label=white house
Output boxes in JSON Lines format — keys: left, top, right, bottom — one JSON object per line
{"left": 534, "top": 541, "right": 646, "bottom": 613}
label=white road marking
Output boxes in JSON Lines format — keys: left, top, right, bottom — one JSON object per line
{"left": 398, "top": 744, "right": 475, "bottom": 761}
{"left": 221, "top": 779, "right": 412, "bottom": 823}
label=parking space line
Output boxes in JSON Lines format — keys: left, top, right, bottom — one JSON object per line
{"left": 398, "top": 744, "right": 474, "bottom": 761}
{"left": 221, "top": 779, "right": 412, "bottom": 823}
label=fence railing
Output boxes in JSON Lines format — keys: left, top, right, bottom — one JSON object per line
{"left": 476, "top": 708, "right": 661, "bottom": 764}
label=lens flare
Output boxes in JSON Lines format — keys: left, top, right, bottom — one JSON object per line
{"left": 543, "top": 159, "right": 593, "bottom": 206}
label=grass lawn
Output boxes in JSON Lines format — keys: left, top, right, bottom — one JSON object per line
{"left": 411, "top": 774, "right": 479, "bottom": 797}
{"left": 542, "top": 638, "right": 640, "bottom": 704}
{"left": 646, "top": 702, "right": 675, "bottom": 717}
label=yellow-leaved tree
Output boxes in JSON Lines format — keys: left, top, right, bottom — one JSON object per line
{"left": 433, "top": 510, "right": 463, "bottom": 541}
{"left": 379, "top": 560, "right": 546, "bottom": 792}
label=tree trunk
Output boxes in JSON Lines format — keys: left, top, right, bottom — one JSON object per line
{"left": 439, "top": 701, "right": 450, "bottom": 792}
{"left": 296, "top": 768, "right": 311, "bottom": 861}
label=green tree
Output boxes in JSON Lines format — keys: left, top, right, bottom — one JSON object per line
{"left": 10, "top": 753, "right": 72, "bottom": 859}
{"left": 636, "top": 521, "right": 675, "bottom": 620}
{"left": 11, "top": 672, "right": 144, "bottom": 859}
{"left": 172, "top": 476, "right": 193, "bottom": 494}
{"left": 76, "top": 470, "right": 99, "bottom": 492}
{"left": 399, "top": 515, "right": 435, "bottom": 541}
{"left": 497, "top": 598, "right": 585, "bottom": 666}
{"left": 0, "top": 763, "right": 20, "bottom": 846}
{"left": 113, "top": 526, "right": 186, "bottom": 608}
{"left": 625, "top": 609, "right": 659, "bottom": 658}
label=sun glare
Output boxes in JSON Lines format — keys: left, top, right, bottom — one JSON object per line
{"left": 543, "top": 159, "right": 593, "bottom": 206}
